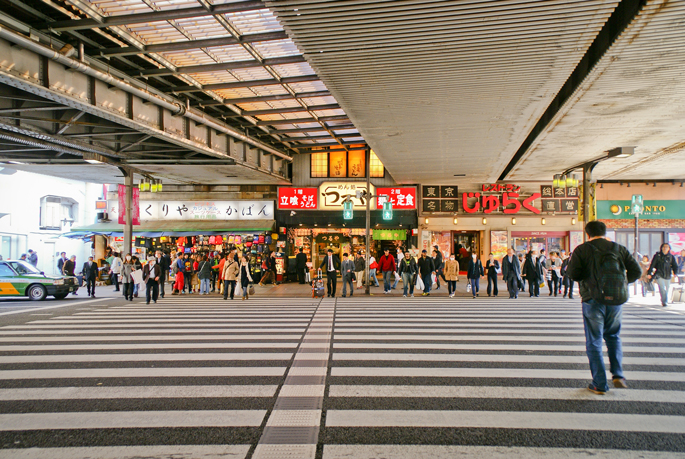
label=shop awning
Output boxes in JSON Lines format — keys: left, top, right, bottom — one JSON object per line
{"left": 63, "top": 220, "right": 275, "bottom": 238}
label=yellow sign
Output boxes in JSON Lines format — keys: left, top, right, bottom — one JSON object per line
{"left": 318, "top": 182, "right": 377, "bottom": 210}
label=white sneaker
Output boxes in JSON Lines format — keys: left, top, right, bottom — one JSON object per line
{"left": 411, "top": 294, "right": 414, "bottom": 297}
{"left": 403, "top": 294, "right": 407, "bottom": 297}
{"left": 449, "top": 294, "right": 454, "bottom": 298}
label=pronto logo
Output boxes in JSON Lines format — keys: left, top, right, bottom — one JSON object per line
{"left": 610, "top": 204, "right": 622, "bottom": 216}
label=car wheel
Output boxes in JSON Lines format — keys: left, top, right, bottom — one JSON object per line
{"left": 27, "top": 284, "right": 47, "bottom": 301}
{"left": 53, "top": 292, "right": 69, "bottom": 300}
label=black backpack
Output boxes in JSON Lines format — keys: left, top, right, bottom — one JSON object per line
{"left": 588, "top": 243, "right": 629, "bottom": 306}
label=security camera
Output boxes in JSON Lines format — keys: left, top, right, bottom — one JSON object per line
{"left": 290, "top": 211, "right": 296, "bottom": 216}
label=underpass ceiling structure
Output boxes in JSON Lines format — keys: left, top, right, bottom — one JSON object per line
{"left": 0, "top": 0, "right": 365, "bottom": 184}
{"left": 269, "top": 0, "right": 683, "bottom": 185}
{"left": 507, "top": 0, "right": 685, "bottom": 181}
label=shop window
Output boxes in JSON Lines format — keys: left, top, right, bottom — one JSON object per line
{"left": 310, "top": 150, "right": 386, "bottom": 178}
{"left": 310, "top": 153, "right": 328, "bottom": 177}
{"left": 369, "top": 150, "right": 384, "bottom": 178}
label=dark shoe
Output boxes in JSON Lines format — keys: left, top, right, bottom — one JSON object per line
{"left": 613, "top": 378, "right": 628, "bottom": 389}
{"left": 587, "top": 384, "right": 606, "bottom": 395}
{"left": 146, "top": 301, "right": 150, "bottom": 305}
{"left": 134, "top": 293, "right": 138, "bottom": 298}
{"left": 91, "top": 295, "right": 96, "bottom": 298}
{"left": 569, "top": 295, "right": 574, "bottom": 299}
{"left": 153, "top": 300, "right": 157, "bottom": 304}
{"left": 342, "top": 294, "right": 346, "bottom": 298}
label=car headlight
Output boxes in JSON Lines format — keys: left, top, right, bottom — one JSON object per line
{"left": 53, "top": 279, "right": 65, "bottom": 285}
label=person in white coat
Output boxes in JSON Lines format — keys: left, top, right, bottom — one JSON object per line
{"left": 109, "top": 253, "right": 123, "bottom": 292}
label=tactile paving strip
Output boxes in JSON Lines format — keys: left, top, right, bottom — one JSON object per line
{"left": 278, "top": 385, "right": 326, "bottom": 397}
{"left": 273, "top": 396, "right": 323, "bottom": 410}
{"left": 252, "top": 444, "right": 317, "bottom": 459}
{"left": 266, "top": 410, "right": 322, "bottom": 427}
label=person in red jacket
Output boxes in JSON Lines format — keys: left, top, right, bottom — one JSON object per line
{"left": 378, "top": 248, "right": 397, "bottom": 294}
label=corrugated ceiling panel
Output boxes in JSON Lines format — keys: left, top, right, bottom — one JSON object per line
{"left": 252, "top": 39, "right": 301, "bottom": 58}
{"left": 267, "top": 0, "right": 620, "bottom": 183}
{"left": 223, "top": 8, "right": 282, "bottom": 34}
{"left": 271, "top": 62, "right": 315, "bottom": 78}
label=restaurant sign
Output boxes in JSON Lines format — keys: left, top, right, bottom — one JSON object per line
{"left": 318, "top": 182, "right": 377, "bottom": 210}
{"left": 597, "top": 200, "right": 685, "bottom": 220}
{"left": 377, "top": 187, "right": 417, "bottom": 209}
{"left": 109, "top": 200, "right": 274, "bottom": 221}
{"left": 422, "top": 184, "right": 542, "bottom": 214}
{"left": 277, "top": 187, "right": 318, "bottom": 209}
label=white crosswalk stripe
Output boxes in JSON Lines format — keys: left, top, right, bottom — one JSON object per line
{"left": 0, "top": 295, "right": 683, "bottom": 458}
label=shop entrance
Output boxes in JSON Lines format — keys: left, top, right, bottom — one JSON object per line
{"left": 453, "top": 231, "right": 480, "bottom": 271}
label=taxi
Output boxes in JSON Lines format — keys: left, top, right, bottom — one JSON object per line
{"left": 0, "top": 260, "right": 78, "bottom": 300}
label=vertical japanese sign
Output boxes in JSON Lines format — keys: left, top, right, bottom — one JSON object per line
{"left": 117, "top": 185, "right": 141, "bottom": 225}
{"left": 277, "top": 188, "right": 318, "bottom": 209}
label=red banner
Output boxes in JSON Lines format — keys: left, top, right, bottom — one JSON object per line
{"left": 278, "top": 187, "right": 318, "bottom": 209}
{"left": 376, "top": 187, "right": 417, "bottom": 209}
{"left": 117, "top": 184, "right": 141, "bottom": 225}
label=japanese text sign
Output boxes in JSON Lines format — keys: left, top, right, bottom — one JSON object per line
{"left": 117, "top": 185, "right": 140, "bottom": 226}
{"left": 376, "top": 187, "right": 417, "bottom": 209}
{"left": 277, "top": 188, "right": 318, "bottom": 209}
{"left": 110, "top": 200, "right": 273, "bottom": 221}
{"left": 318, "top": 182, "right": 376, "bottom": 210}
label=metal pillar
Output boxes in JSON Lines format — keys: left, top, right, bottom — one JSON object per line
{"left": 582, "top": 162, "right": 597, "bottom": 241}
{"left": 634, "top": 214, "right": 639, "bottom": 295}
{"left": 124, "top": 170, "right": 133, "bottom": 257}
{"left": 365, "top": 148, "right": 371, "bottom": 296}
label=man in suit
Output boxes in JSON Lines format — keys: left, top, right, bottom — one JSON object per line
{"left": 143, "top": 256, "right": 162, "bottom": 304}
{"left": 502, "top": 248, "right": 522, "bottom": 299}
{"left": 319, "top": 248, "right": 340, "bottom": 297}
{"left": 156, "top": 250, "right": 170, "bottom": 298}
{"left": 57, "top": 252, "right": 67, "bottom": 275}
{"left": 341, "top": 253, "right": 356, "bottom": 297}
{"left": 296, "top": 247, "right": 308, "bottom": 284}
{"left": 82, "top": 256, "right": 99, "bottom": 298}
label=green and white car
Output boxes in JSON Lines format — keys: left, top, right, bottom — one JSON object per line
{"left": 0, "top": 260, "right": 78, "bottom": 301}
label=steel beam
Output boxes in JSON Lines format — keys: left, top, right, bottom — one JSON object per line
{"left": 167, "top": 75, "right": 320, "bottom": 92}
{"left": 291, "top": 141, "right": 366, "bottom": 149}
{"left": 194, "top": 90, "right": 331, "bottom": 107}
{"left": 241, "top": 103, "right": 340, "bottom": 117}
{"left": 140, "top": 55, "right": 306, "bottom": 77}
{"left": 46, "top": 1, "right": 266, "bottom": 32}
{"left": 265, "top": 124, "right": 356, "bottom": 134}
{"left": 99, "top": 31, "right": 288, "bottom": 57}
{"left": 255, "top": 115, "right": 349, "bottom": 126}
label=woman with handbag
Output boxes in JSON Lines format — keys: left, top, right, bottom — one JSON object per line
{"left": 639, "top": 254, "right": 654, "bottom": 297}
{"left": 121, "top": 254, "right": 135, "bottom": 301}
{"left": 222, "top": 254, "right": 239, "bottom": 300}
{"left": 368, "top": 256, "right": 380, "bottom": 287}
{"left": 444, "top": 254, "right": 460, "bottom": 298}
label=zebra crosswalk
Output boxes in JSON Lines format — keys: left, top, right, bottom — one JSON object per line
{"left": 0, "top": 295, "right": 683, "bottom": 458}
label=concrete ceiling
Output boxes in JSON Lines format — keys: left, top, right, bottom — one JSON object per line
{"left": 269, "top": 0, "right": 684, "bottom": 184}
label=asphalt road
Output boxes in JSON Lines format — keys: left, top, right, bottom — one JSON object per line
{"left": 0, "top": 292, "right": 683, "bottom": 459}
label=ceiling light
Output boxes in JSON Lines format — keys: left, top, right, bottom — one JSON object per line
{"left": 606, "top": 147, "right": 634, "bottom": 158}
{"left": 572, "top": 217, "right": 577, "bottom": 225}
{"left": 8, "top": 161, "right": 27, "bottom": 165}
{"left": 541, "top": 218, "right": 546, "bottom": 225}
{"left": 511, "top": 217, "right": 516, "bottom": 225}
{"left": 482, "top": 217, "right": 487, "bottom": 225}
{"left": 424, "top": 218, "right": 429, "bottom": 224}
{"left": 453, "top": 174, "right": 466, "bottom": 177}
{"left": 453, "top": 217, "right": 458, "bottom": 225}
{"left": 82, "top": 152, "right": 106, "bottom": 164}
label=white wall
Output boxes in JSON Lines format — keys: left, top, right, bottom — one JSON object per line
{"left": 0, "top": 169, "right": 101, "bottom": 276}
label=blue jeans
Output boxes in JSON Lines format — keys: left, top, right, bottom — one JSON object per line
{"left": 582, "top": 299, "right": 624, "bottom": 392}
{"left": 401, "top": 272, "right": 415, "bottom": 296}
{"left": 200, "top": 278, "right": 210, "bottom": 294}
{"left": 655, "top": 277, "right": 670, "bottom": 306}
{"left": 369, "top": 268, "right": 379, "bottom": 286}
{"left": 469, "top": 277, "right": 479, "bottom": 297}
{"left": 422, "top": 273, "right": 432, "bottom": 294}
{"left": 383, "top": 271, "right": 393, "bottom": 292}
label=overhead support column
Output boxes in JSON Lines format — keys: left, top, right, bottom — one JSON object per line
{"left": 119, "top": 168, "right": 134, "bottom": 257}
{"left": 582, "top": 163, "right": 596, "bottom": 241}
{"left": 365, "top": 148, "right": 371, "bottom": 296}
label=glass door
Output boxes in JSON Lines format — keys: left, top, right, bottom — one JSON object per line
{"left": 453, "top": 231, "right": 480, "bottom": 272}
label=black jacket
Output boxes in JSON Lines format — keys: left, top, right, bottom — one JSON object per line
{"left": 398, "top": 256, "right": 417, "bottom": 276}
{"left": 648, "top": 251, "right": 679, "bottom": 280}
{"left": 467, "top": 258, "right": 484, "bottom": 279}
{"left": 434, "top": 250, "right": 444, "bottom": 271}
{"left": 417, "top": 256, "right": 435, "bottom": 277}
{"left": 62, "top": 259, "right": 75, "bottom": 277}
{"left": 82, "top": 261, "right": 99, "bottom": 281}
{"left": 354, "top": 256, "right": 365, "bottom": 272}
{"left": 295, "top": 252, "right": 308, "bottom": 270}
{"left": 566, "top": 238, "right": 641, "bottom": 302}
{"left": 501, "top": 255, "right": 521, "bottom": 280}
{"left": 319, "top": 255, "right": 341, "bottom": 272}
{"left": 160, "top": 254, "right": 171, "bottom": 272}
{"left": 522, "top": 255, "right": 544, "bottom": 282}
{"left": 57, "top": 257, "right": 67, "bottom": 274}
{"left": 485, "top": 259, "right": 500, "bottom": 277}
{"left": 143, "top": 263, "right": 161, "bottom": 283}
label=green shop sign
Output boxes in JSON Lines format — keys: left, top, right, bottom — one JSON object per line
{"left": 597, "top": 200, "right": 685, "bottom": 220}
{"left": 372, "top": 229, "right": 407, "bottom": 240}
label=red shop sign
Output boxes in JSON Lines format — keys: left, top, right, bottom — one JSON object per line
{"left": 462, "top": 192, "right": 541, "bottom": 215}
{"left": 278, "top": 187, "right": 318, "bottom": 209}
{"left": 377, "top": 187, "right": 417, "bottom": 209}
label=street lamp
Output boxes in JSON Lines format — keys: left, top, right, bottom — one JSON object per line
{"left": 559, "top": 147, "right": 634, "bottom": 239}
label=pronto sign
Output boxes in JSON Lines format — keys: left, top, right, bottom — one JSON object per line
{"left": 318, "top": 182, "right": 377, "bottom": 210}
{"left": 597, "top": 200, "right": 685, "bottom": 220}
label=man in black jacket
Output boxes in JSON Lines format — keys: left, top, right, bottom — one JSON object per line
{"left": 82, "top": 256, "right": 99, "bottom": 298}
{"left": 417, "top": 250, "right": 435, "bottom": 296}
{"left": 156, "top": 250, "right": 170, "bottom": 298}
{"left": 648, "top": 243, "right": 679, "bottom": 307}
{"left": 319, "top": 249, "right": 341, "bottom": 297}
{"left": 143, "top": 256, "right": 162, "bottom": 304}
{"left": 501, "top": 248, "right": 521, "bottom": 299}
{"left": 296, "top": 248, "right": 308, "bottom": 284}
{"left": 567, "top": 221, "right": 641, "bottom": 395}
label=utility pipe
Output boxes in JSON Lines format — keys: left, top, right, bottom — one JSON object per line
{"left": 0, "top": 25, "right": 293, "bottom": 161}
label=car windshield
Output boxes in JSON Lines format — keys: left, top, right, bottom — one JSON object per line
{"left": 8, "top": 260, "right": 42, "bottom": 275}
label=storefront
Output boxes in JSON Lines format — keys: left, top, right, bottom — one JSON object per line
{"left": 69, "top": 199, "right": 279, "bottom": 279}
{"left": 277, "top": 183, "right": 418, "bottom": 274}
{"left": 419, "top": 183, "right": 581, "bottom": 268}
{"left": 596, "top": 182, "right": 685, "bottom": 257}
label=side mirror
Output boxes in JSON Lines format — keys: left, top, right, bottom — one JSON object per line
{"left": 40, "top": 271, "right": 45, "bottom": 276}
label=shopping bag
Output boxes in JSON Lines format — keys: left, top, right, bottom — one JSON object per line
{"left": 394, "top": 272, "right": 401, "bottom": 282}
{"left": 431, "top": 273, "right": 437, "bottom": 286}
{"left": 466, "top": 282, "right": 471, "bottom": 293}
{"left": 540, "top": 282, "right": 545, "bottom": 288}
{"left": 234, "top": 282, "right": 240, "bottom": 297}
{"left": 248, "top": 284, "right": 255, "bottom": 296}
{"left": 415, "top": 275, "right": 424, "bottom": 291}
{"left": 131, "top": 269, "right": 143, "bottom": 285}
